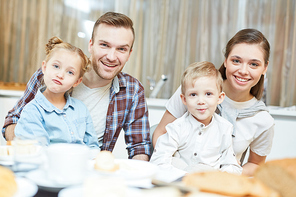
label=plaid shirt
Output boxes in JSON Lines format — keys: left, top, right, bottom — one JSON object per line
{"left": 2, "top": 68, "right": 151, "bottom": 158}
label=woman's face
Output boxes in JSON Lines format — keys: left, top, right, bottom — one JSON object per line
{"left": 224, "top": 43, "right": 267, "bottom": 98}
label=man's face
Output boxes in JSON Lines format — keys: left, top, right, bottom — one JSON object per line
{"left": 88, "top": 24, "right": 133, "bottom": 84}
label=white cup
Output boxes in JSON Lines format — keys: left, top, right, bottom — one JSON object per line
{"left": 46, "top": 143, "right": 90, "bottom": 185}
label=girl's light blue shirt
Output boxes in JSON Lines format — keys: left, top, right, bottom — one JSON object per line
{"left": 15, "top": 88, "right": 99, "bottom": 148}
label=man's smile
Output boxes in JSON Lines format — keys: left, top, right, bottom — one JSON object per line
{"left": 101, "top": 61, "right": 117, "bottom": 67}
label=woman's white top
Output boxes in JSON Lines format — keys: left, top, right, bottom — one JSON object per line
{"left": 166, "top": 86, "right": 275, "bottom": 161}
{"left": 150, "top": 112, "right": 242, "bottom": 175}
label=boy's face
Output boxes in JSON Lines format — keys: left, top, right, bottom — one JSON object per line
{"left": 88, "top": 24, "right": 133, "bottom": 85}
{"left": 180, "top": 76, "right": 225, "bottom": 126}
{"left": 42, "top": 49, "right": 82, "bottom": 95}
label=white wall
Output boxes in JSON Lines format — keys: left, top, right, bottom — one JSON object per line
{"left": 0, "top": 90, "right": 22, "bottom": 145}
{"left": 266, "top": 109, "right": 296, "bottom": 160}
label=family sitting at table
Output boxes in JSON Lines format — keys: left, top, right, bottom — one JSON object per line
{"left": 2, "top": 12, "right": 274, "bottom": 177}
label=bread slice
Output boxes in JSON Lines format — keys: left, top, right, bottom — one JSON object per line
{"left": 254, "top": 158, "right": 296, "bottom": 197}
{"left": 183, "top": 171, "right": 251, "bottom": 196}
{"left": 249, "top": 178, "right": 280, "bottom": 197}
{"left": 183, "top": 170, "right": 280, "bottom": 197}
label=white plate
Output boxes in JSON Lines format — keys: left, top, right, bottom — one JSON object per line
{"left": 25, "top": 169, "right": 70, "bottom": 192}
{"left": 94, "top": 159, "right": 158, "bottom": 180}
{"left": 92, "top": 159, "right": 157, "bottom": 188}
{"left": 0, "top": 145, "right": 14, "bottom": 161}
{"left": 58, "top": 185, "right": 142, "bottom": 197}
{"left": 0, "top": 160, "right": 14, "bottom": 166}
{"left": 58, "top": 186, "right": 83, "bottom": 197}
{"left": 14, "top": 177, "right": 38, "bottom": 197}
{"left": 0, "top": 145, "right": 43, "bottom": 163}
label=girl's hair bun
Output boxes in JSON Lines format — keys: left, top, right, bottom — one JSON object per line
{"left": 45, "top": 36, "right": 63, "bottom": 55}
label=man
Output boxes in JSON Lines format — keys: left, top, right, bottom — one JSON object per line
{"left": 2, "top": 12, "right": 150, "bottom": 161}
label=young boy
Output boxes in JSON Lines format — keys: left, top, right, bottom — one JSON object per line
{"left": 14, "top": 37, "right": 99, "bottom": 148}
{"left": 150, "top": 61, "right": 242, "bottom": 174}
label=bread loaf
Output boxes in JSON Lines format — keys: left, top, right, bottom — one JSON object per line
{"left": 183, "top": 171, "right": 279, "bottom": 197}
{"left": 254, "top": 158, "right": 296, "bottom": 197}
{"left": 0, "top": 166, "right": 17, "bottom": 197}
{"left": 183, "top": 171, "right": 251, "bottom": 196}
{"left": 141, "top": 187, "right": 182, "bottom": 197}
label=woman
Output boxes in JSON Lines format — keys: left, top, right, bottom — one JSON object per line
{"left": 152, "top": 29, "right": 274, "bottom": 176}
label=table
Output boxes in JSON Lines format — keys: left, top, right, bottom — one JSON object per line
{"left": 34, "top": 189, "right": 58, "bottom": 197}
{"left": 8, "top": 155, "right": 184, "bottom": 197}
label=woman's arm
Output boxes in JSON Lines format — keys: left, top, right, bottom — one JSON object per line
{"left": 152, "top": 86, "right": 187, "bottom": 147}
{"left": 242, "top": 149, "right": 266, "bottom": 176}
{"left": 152, "top": 110, "right": 176, "bottom": 148}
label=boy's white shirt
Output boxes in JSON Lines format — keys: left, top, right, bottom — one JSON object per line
{"left": 150, "top": 111, "right": 242, "bottom": 175}
{"left": 165, "top": 86, "right": 274, "bottom": 161}
{"left": 72, "top": 82, "right": 112, "bottom": 147}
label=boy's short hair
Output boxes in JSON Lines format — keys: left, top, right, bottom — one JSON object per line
{"left": 91, "top": 12, "right": 135, "bottom": 50}
{"left": 181, "top": 61, "right": 223, "bottom": 94}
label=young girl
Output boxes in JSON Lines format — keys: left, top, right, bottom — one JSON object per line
{"left": 15, "top": 37, "right": 99, "bottom": 148}
{"left": 152, "top": 29, "right": 274, "bottom": 176}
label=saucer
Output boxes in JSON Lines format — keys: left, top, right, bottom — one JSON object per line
{"left": 0, "top": 145, "right": 14, "bottom": 162}
{"left": 58, "top": 185, "right": 142, "bottom": 197}
{"left": 93, "top": 159, "right": 158, "bottom": 180}
{"left": 14, "top": 177, "right": 38, "bottom": 197}
{"left": 25, "top": 169, "right": 72, "bottom": 192}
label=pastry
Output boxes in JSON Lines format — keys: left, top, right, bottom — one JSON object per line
{"left": 0, "top": 166, "right": 17, "bottom": 197}
{"left": 94, "top": 150, "right": 119, "bottom": 172}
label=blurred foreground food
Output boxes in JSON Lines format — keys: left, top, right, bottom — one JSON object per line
{"left": 254, "top": 158, "right": 296, "bottom": 197}
{"left": 183, "top": 170, "right": 279, "bottom": 197}
{"left": 0, "top": 166, "right": 17, "bottom": 197}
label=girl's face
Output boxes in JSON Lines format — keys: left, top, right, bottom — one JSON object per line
{"left": 224, "top": 43, "right": 267, "bottom": 99}
{"left": 42, "top": 49, "right": 82, "bottom": 95}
